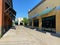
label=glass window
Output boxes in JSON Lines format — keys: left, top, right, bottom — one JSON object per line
{"left": 33, "top": 19, "right": 39, "bottom": 27}
{"left": 42, "top": 15, "right": 56, "bottom": 28}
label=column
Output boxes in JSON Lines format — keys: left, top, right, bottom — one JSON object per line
{"left": 32, "top": 19, "right": 34, "bottom": 27}
{"left": 56, "top": 10, "right": 60, "bottom": 34}
{"left": 39, "top": 17, "right": 42, "bottom": 30}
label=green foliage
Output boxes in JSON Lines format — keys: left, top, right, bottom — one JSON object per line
{"left": 0, "top": 34, "right": 2, "bottom": 38}
{"left": 15, "top": 20, "right": 18, "bottom": 25}
{"left": 22, "top": 18, "right": 28, "bottom": 25}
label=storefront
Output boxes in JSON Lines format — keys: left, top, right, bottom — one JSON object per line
{"left": 33, "top": 19, "right": 39, "bottom": 27}
{"left": 42, "top": 15, "right": 56, "bottom": 32}
{"left": 29, "top": 20, "right": 32, "bottom": 26}
{"left": 28, "top": 0, "right": 60, "bottom": 34}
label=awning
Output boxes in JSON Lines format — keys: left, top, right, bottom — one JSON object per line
{"left": 37, "top": 7, "right": 55, "bottom": 17}
{"left": 29, "top": 7, "right": 55, "bottom": 19}
{"left": 29, "top": 14, "right": 39, "bottom": 19}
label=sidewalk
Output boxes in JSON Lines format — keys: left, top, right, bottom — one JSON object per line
{"left": 0, "top": 26, "right": 60, "bottom": 45}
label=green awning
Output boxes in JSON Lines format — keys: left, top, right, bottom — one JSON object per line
{"left": 29, "top": 7, "right": 55, "bottom": 19}
{"left": 37, "top": 7, "right": 55, "bottom": 17}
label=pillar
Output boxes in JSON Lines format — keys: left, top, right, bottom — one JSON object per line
{"left": 32, "top": 19, "right": 34, "bottom": 27}
{"left": 56, "top": 10, "right": 60, "bottom": 34}
{"left": 39, "top": 17, "right": 42, "bottom": 30}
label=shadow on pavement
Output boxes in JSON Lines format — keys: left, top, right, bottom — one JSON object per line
{"left": 24, "top": 26, "right": 35, "bottom": 29}
{"left": 37, "top": 29, "right": 60, "bottom": 38}
{"left": 11, "top": 26, "right": 16, "bottom": 30}
{"left": 24, "top": 26, "right": 60, "bottom": 38}
{"left": 51, "top": 33, "right": 60, "bottom": 38}
{"left": 36, "top": 29, "right": 60, "bottom": 38}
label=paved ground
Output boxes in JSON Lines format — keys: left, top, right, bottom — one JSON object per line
{"left": 0, "top": 26, "right": 60, "bottom": 45}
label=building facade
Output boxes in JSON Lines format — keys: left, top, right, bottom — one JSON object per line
{"left": 15, "top": 18, "right": 24, "bottom": 25}
{"left": 0, "top": 0, "right": 16, "bottom": 37}
{"left": 17, "top": 18, "right": 24, "bottom": 25}
{"left": 28, "top": 0, "right": 60, "bottom": 34}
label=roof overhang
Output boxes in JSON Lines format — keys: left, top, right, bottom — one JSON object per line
{"left": 29, "top": 7, "right": 55, "bottom": 19}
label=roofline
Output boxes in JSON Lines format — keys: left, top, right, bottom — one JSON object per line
{"left": 28, "top": 0, "right": 46, "bottom": 13}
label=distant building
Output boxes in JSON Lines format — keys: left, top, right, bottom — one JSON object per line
{"left": 0, "top": 0, "right": 16, "bottom": 37}
{"left": 28, "top": 0, "right": 60, "bottom": 34}
{"left": 18, "top": 18, "right": 24, "bottom": 25}
{"left": 15, "top": 18, "right": 24, "bottom": 25}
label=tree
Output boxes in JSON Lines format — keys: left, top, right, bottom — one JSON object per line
{"left": 22, "top": 18, "right": 28, "bottom": 26}
{"left": 15, "top": 19, "right": 18, "bottom": 25}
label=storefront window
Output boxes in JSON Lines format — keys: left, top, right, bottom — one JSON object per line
{"left": 29, "top": 20, "right": 32, "bottom": 26}
{"left": 42, "top": 15, "right": 56, "bottom": 28}
{"left": 33, "top": 19, "right": 39, "bottom": 27}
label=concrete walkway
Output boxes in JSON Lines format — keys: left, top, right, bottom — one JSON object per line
{"left": 0, "top": 26, "right": 60, "bottom": 45}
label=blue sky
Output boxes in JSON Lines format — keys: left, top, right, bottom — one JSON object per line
{"left": 13, "top": 0, "right": 41, "bottom": 18}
